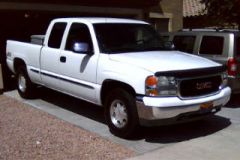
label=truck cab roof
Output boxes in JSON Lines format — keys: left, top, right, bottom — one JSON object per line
{"left": 52, "top": 17, "right": 148, "bottom": 24}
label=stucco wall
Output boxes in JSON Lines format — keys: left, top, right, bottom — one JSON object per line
{"left": 160, "top": 0, "right": 183, "bottom": 31}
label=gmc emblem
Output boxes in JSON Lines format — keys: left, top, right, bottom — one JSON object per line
{"left": 196, "top": 82, "right": 212, "bottom": 90}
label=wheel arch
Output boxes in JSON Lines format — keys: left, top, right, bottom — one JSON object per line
{"left": 101, "top": 79, "right": 136, "bottom": 106}
{"left": 13, "top": 58, "right": 26, "bottom": 73}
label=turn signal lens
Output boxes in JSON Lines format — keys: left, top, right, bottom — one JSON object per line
{"left": 227, "top": 58, "right": 237, "bottom": 77}
{"left": 146, "top": 76, "right": 158, "bottom": 86}
{"left": 145, "top": 76, "right": 158, "bottom": 96}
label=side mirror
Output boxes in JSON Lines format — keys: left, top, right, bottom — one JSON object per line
{"left": 164, "top": 41, "right": 175, "bottom": 50}
{"left": 72, "top": 42, "right": 93, "bottom": 55}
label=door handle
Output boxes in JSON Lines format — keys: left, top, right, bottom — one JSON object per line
{"left": 60, "top": 56, "right": 66, "bottom": 63}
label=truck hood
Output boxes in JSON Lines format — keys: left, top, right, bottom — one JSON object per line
{"left": 108, "top": 51, "right": 221, "bottom": 73}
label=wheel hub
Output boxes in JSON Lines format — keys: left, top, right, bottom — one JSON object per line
{"left": 18, "top": 74, "right": 27, "bottom": 92}
{"left": 110, "top": 100, "right": 128, "bottom": 129}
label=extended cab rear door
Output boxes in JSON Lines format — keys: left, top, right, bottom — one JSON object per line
{"left": 40, "top": 22, "right": 67, "bottom": 89}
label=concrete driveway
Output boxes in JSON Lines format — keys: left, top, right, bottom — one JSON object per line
{"left": 5, "top": 89, "right": 240, "bottom": 159}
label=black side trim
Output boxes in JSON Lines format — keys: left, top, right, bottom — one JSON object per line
{"left": 155, "top": 65, "right": 227, "bottom": 78}
{"left": 30, "top": 68, "right": 94, "bottom": 89}
{"left": 41, "top": 72, "right": 59, "bottom": 79}
{"left": 30, "top": 68, "right": 40, "bottom": 74}
{"left": 58, "top": 76, "right": 94, "bottom": 89}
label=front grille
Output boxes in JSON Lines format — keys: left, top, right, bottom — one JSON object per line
{"left": 179, "top": 75, "right": 222, "bottom": 98}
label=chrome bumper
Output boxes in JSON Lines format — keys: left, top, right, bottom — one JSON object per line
{"left": 136, "top": 87, "right": 231, "bottom": 126}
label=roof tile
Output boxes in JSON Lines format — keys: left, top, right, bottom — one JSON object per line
{"left": 183, "top": 0, "right": 206, "bottom": 17}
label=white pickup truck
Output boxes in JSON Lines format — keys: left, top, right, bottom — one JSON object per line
{"left": 6, "top": 18, "right": 231, "bottom": 138}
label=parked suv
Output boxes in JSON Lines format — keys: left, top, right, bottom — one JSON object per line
{"left": 160, "top": 29, "right": 240, "bottom": 93}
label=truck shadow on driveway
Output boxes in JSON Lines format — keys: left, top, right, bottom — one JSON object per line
{"left": 37, "top": 87, "right": 231, "bottom": 144}
{"left": 38, "top": 87, "right": 106, "bottom": 124}
{"left": 138, "top": 116, "right": 230, "bottom": 143}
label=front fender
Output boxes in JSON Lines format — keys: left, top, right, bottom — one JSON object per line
{"left": 97, "top": 55, "right": 153, "bottom": 95}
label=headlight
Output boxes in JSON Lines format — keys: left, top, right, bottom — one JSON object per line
{"left": 145, "top": 76, "right": 177, "bottom": 96}
{"left": 220, "top": 72, "right": 228, "bottom": 89}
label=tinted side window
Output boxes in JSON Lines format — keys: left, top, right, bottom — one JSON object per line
{"left": 200, "top": 36, "right": 224, "bottom": 55}
{"left": 65, "top": 23, "right": 93, "bottom": 52}
{"left": 48, "top": 23, "right": 67, "bottom": 48}
{"left": 173, "top": 36, "right": 196, "bottom": 53}
{"left": 236, "top": 37, "right": 240, "bottom": 56}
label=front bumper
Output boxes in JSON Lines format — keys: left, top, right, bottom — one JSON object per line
{"left": 136, "top": 87, "right": 231, "bottom": 126}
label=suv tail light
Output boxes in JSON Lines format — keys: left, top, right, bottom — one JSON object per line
{"left": 227, "top": 58, "right": 237, "bottom": 77}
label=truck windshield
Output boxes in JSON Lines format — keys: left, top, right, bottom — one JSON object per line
{"left": 93, "top": 23, "right": 167, "bottom": 53}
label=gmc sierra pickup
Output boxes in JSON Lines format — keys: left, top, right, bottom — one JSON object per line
{"left": 6, "top": 18, "right": 231, "bottom": 138}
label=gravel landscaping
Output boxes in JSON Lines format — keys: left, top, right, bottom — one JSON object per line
{"left": 0, "top": 95, "right": 135, "bottom": 160}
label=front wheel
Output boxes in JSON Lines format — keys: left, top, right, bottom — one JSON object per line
{"left": 105, "top": 88, "right": 139, "bottom": 138}
{"left": 16, "top": 66, "right": 36, "bottom": 99}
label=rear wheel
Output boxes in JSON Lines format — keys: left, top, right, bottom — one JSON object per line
{"left": 16, "top": 66, "right": 36, "bottom": 99}
{"left": 105, "top": 88, "right": 139, "bottom": 138}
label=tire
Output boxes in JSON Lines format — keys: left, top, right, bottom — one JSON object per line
{"left": 16, "top": 66, "right": 36, "bottom": 99}
{"left": 105, "top": 88, "right": 139, "bottom": 138}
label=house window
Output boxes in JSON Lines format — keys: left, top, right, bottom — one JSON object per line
{"left": 200, "top": 36, "right": 224, "bottom": 55}
{"left": 173, "top": 36, "right": 196, "bottom": 53}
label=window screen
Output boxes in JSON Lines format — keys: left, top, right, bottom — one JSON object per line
{"left": 200, "top": 36, "right": 224, "bottom": 55}
{"left": 65, "top": 23, "right": 92, "bottom": 52}
{"left": 48, "top": 22, "right": 67, "bottom": 48}
{"left": 173, "top": 36, "right": 196, "bottom": 53}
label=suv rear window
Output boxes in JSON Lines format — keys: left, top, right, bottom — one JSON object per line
{"left": 200, "top": 36, "right": 224, "bottom": 55}
{"left": 173, "top": 36, "right": 196, "bottom": 53}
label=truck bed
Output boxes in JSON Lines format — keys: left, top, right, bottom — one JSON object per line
{"left": 6, "top": 40, "right": 42, "bottom": 73}
{"left": 31, "top": 35, "right": 45, "bottom": 45}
